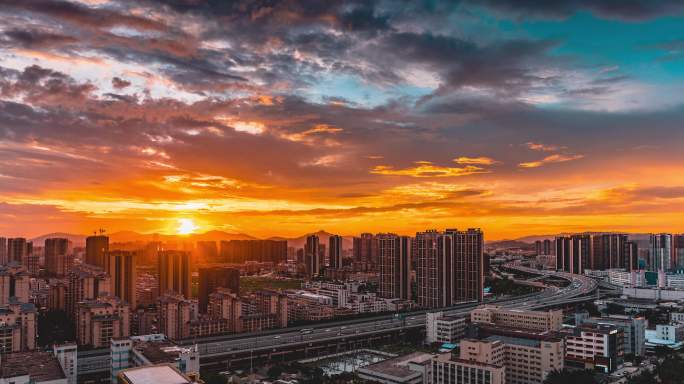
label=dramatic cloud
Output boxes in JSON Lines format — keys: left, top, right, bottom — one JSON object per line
{"left": 0, "top": 1, "right": 684, "bottom": 238}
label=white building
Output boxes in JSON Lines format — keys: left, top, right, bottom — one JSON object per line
{"left": 53, "top": 344, "right": 78, "bottom": 384}
{"left": 425, "top": 312, "right": 467, "bottom": 344}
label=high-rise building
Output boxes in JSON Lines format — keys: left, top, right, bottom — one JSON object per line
{"left": 592, "top": 234, "right": 628, "bottom": 270}
{"left": 625, "top": 240, "right": 639, "bottom": 271}
{"left": 218, "top": 240, "right": 287, "bottom": 263}
{"left": 328, "top": 235, "right": 343, "bottom": 269}
{"left": 207, "top": 288, "right": 242, "bottom": 333}
{"left": 377, "top": 234, "right": 412, "bottom": 300}
{"left": 674, "top": 235, "right": 684, "bottom": 270}
{"left": 305, "top": 234, "right": 320, "bottom": 278}
{"left": 353, "top": 233, "right": 378, "bottom": 266}
{"left": 7, "top": 238, "right": 31, "bottom": 266}
{"left": 106, "top": 251, "right": 137, "bottom": 309}
{"left": 76, "top": 296, "right": 130, "bottom": 348}
{"left": 158, "top": 251, "right": 191, "bottom": 299}
{"left": 0, "top": 237, "right": 7, "bottom": 265}
{"left": 556, "top": 234, "right": 591, "bottom": 274}
{"left": 158, "top": 293, "right": 192, "bottom": 340}
{"left": 86, "top": 235, "right": 109, "bottom": 268}
{"left": 650, "top": 233, "right": 673, "bottom": 272}
{"left": 195, "top": 241, "right": 218, "bottom": 263}
{"left": 197, "top": 267, "right": 240, "bottom": 313}
{"left": 0, "top": 264, "right": 30, "bottom": 305}
{"left": 0, "top": 302, "right": 37, "bottom": 352}
{"left": 65, "top": 264, "right": 111, "bottom": 320}
{"left": 416, "top": 228, "right": 484, "bottom": 308}
{"left": 44, "top": 238, "right": 74, "bottom": 277}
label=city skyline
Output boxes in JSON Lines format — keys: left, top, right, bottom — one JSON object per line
{"left": 3, "top": 1, "right": 684, "bottom": 239}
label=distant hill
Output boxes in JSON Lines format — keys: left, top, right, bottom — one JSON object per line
{"left": 270, "top": 230, "right": 354, "bottom": 250}
{"left": 30, "top": 233, "right": 87, "bottom": 247}
{"left": 486, "top": 239, "right": 534, "bottom": 250}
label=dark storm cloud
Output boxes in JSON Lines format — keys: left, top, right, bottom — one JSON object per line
{"left": 472, "top": 0, "right": 684, "bottom": 20}
{"left": 1, "top": 29, "right": 78, "bottom": 49}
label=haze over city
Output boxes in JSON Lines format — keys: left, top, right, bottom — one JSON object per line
{"left": 3, "top": 1, "right": 684, "bottom": 239}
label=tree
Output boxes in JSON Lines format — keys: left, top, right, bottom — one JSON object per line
{"left": 543, "top": 369, "right": 598, "bottom": 384}
{"left": 267, "top": 365, "right": 284, "bottom": 379}
{"left": 657, "top": 354, "right": 684, "bottom": 384}
{"left": 627, "top": 370, "right": 657, "bottom": 384}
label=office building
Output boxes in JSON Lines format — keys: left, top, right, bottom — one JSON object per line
{"left": 377, "top": 234, "right": 412, "bottom": 300}
{"left": 158, "top": 293, "right": 192, "bottom": 340}
{"left": 44, "top": 238, "right": 73, "bottom": 277}
{"left": 106, "top": 251, "right": 137, "bottom": 309}
{"left": 197, "top": 267, "right": 240, "bottom": 313}
{"left": 416, "top": 228, "right": 484, "bottom": 308}
{"left": 457, "top": 335, "right": 564, "bottom": 384}
{"left": 328, "top": 234, "right": 343, "bottom": 269}
{"left": 471, "top": 305, "right": 563, "bottom": 332}
{"left": 86, "top": 235, "right": 109, "bottom": 269}
{"left": 650, "top": 233, "right": 673, "bottom": 272}
{"left": 564, "top": 324, "right": 623, "bottom": 373}
{"left": 158, "top": 251, "right": 191, "bottom": 299}
{"left": 556, "top": 234, "right": 591, "bottom": 274}
{"left": 76, "top": 296, "right": 130, "bottom": 348}
{"left": 218, "top": 240, "right": 287, "bottom": 263}
{"left": 592, "top": 234, "right": 627, "bottom": 270}
{"left": 576, "top": 313, "right": 646, "bottom": 357}
{"left": 425, "top": 311, "right": 467, "bottom": 344}
{"left": 305, "top": 234, "right": 320, "bottom": 277}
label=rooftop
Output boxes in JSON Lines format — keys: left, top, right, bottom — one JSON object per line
{"left": 359, "top": 352, "right": 433, "bottom": 379}
{"left": 134, "top": 340, "right": 195, "bottom": 364}
{"left": 0, "top": 351, "right": 66, "bottom": 382}
{"left": 485, "top": 335, "right": 541, "bottom": 348}
{"left": 119, "top": 365, "right": 192, "bottom": 384}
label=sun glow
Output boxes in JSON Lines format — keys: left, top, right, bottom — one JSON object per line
{"left": 176, "top": 218, "right": 199, "bottom": 235}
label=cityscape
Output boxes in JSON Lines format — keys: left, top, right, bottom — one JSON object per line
{"left": 3, "top": 1, "right": 684, "bottom": 384}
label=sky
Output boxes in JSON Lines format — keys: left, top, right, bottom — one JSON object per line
{"left": 2, "top": 0, "right": 684, "bottom": 239}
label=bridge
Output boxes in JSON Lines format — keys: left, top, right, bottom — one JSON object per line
{"left": 77, "top": 264, "right": 601, "bottom": 378}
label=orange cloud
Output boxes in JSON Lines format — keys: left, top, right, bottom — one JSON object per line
{"left": 454, "top": 156, "right": 500, "bottom": 165}
{"left": 526, "top": 142, "right": 562, "bottom": 152}
{"left": 371, "top": 161, "right": 488, "bottom": 178}
{"left": 518, "top": 153, "right": 584, "bottom": 168}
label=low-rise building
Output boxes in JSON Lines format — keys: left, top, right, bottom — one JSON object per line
{"left": 471, "top": 305, "right": 563, "bottom": 332}
{"left": 358, "top": 352, "right": 433, "bottom": 384}
{"left": 110, "top": 334, "right": 199, "bottom": 383}
{"left": 564, "top": 324, "right": 623, "bottom": 373}
{"left": 116, "top": 364, "right": 202, "bottom": 384}
{"left": 575, "top": 313, "right": 646, "bottom": 356}
{"left": 0, "top": 351, "right": 68, "bottom": 384}
{"left": 428, "top": 352, "right": 505, "bottom": 384}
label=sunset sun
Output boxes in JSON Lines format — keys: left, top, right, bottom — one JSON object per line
{"left": 176, "top": 218, "right": 199, "bottom": 235}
